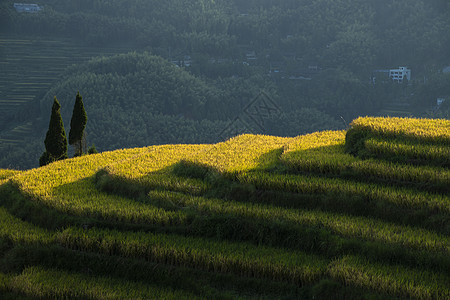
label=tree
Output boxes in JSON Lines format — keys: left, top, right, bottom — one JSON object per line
{"left": 69, "top": 91, "right": 88, "bottom": 156}
{"left": 40, "top": 97, "right": 68, "bottom": 166}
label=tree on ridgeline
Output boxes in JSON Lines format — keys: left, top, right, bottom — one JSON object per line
{"left": 39, "top": 97, "right": 68, "bottom": 166}
{"left": 69, "top": 91, "right": 88, "bottom": 156}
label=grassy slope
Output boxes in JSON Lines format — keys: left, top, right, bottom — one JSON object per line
{"left": 0, "top": 117, "right": 449, "bottom": 299}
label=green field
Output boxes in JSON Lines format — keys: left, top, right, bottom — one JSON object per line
{"left": 0, "top": 117, "right": 449, "bottom": 299}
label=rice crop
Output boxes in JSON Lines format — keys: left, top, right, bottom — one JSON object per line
{"left": 0, "top": 207, "right": 52, "bottom": 244}
{"left": 282, "top": 143, "right": 449, "bottom": 192}
{"left": 239, "top": 171, "right": 449, "bottom": 215}
{"left": 3, "top": 266, "right": 199, "bottom": 299}
{"left": 345, "top": 117, "right": 450, "bottom": 169}
{"left": 328, "top": 256, "right": 449, "bottom": 299}
{"left": 104, "top": 134, "right": 292, "bottom": 178}
{"left": 148, "top": 190, "right": 447, "bottom": 256}
{"left": 3, "top": 116, "right": 449, "bottom": 298}
{"left": 97, "top": 182, "right": 449, "bottom": 255}
{"left": 56, "top": 226, "right": 328, "bottom": 285}
{"left": 284, "top": 130, "right": 347, "bottom": 152}
{"left": 0, "top": 169, "right": 21, "bottom": 185}
{"left": 364, "top": 137, "right": 450, "bottom": 166}
{"left": 349, "top": 116, "right": 450, "bottom": 144}
{"left": 8, "top": 148, "right": 193, "bottom": 225}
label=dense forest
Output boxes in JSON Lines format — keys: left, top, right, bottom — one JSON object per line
{"left": 1, "top": 0, "right": 449, "bottom": 169}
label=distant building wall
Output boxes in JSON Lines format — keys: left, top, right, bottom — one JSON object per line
{"left": 389, "top": 66, "right": 411, "bottom": 83}
{"left": 14, "top": 3, "right": 42, "bottom": 13}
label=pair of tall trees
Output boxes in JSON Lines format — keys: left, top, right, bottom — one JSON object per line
{"left": 39, "top": 92, "right": 87, "bottom": 166}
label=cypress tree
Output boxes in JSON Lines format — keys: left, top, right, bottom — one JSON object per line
{"left": 69, "top": 91, "right": 88, "bottom": 156}
{"left": 40, "top": 97, "right": 68, "bottom": 166}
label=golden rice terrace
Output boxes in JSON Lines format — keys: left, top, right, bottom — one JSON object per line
{"left": 0, "top": 117, "right": 449, "bottom": 299}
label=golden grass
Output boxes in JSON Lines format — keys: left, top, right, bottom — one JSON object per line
{"left": 2, "top": 116, "right": 450, "bottom": 299}
{"left": 0, "top": 169, "right": 21, "bottom": 185}
{"left": 350, "top": 116, "right": 450, "bottom": 143}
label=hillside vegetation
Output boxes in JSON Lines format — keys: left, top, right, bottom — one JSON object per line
{"left": 0, "top": 117, "right": 448, "bottom": 299}
{"left": 2, "top": 0, "right": 450, "bottom": 169}
{"left": 0, "top": 51, "right": 341, "bottom": 169}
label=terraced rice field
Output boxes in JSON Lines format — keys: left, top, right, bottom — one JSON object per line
{"left": 0, "top": 35, "right": 130, "bottom": 149}
{"left": 0, "top": 117, "right": 448, "bottom": 299}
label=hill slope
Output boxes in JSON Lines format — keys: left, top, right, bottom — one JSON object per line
{"left": 0, "top": 51, "right": 342, "bottom": 170}
{"left": 0, "top": 117, "right": 449, "bottom": 299}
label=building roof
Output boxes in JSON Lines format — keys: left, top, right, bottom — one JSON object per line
{"left": 13, "top": 3, "right": 41, "bottom": 12}
{"left": 14, "top": 3, "right": 40, "bottom": 7}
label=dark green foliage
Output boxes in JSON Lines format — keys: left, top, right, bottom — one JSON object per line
{"left": 172, "top": 160, "right": 213, "bottom": 180}
{"left": 68, "top": 92, "right": 87, "bottom": 156}
{"left": 40, "top": 97, "right": 67, "bottom": 166}
{"left": 38, "top": 152, "right": 51, "bottom": 167}
{"left": 87, "top": 144, "right": 98, "bottom": 154}
{"left": 311, "top": 279, "right": 343, "bottom": 300}
{"left": 0, "top": 292, "right": 36, "bottom": 300}
{"left": 344, "top": 127, "right": 370, "bottom": 156}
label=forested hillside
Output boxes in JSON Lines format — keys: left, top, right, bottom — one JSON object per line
{"left": 0, "top": 117, "right": 448, "bottom": 298}
{"left": 1, "top": 0, "right": 449, "bottom": 169}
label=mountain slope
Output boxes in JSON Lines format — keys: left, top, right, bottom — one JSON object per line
{"left": 0, "top": 116, "right": 449, "bottom": 299}
{"left": 0, "top": 50, "right": 342, "bottom": 170}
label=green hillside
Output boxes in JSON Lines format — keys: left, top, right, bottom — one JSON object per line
{"left": 2, "top": 0, "right": 450, "bottom": 169}
{"left": 0, "top": 51, "right": 341, "bottom": 170}
{"left": 0, "top": 117, "right": 448, "bottom": 299}
{"left": 0, "top": 36, "right": 131, "bottom": 139}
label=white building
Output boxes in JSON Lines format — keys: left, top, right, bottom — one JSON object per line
{"left": 14, "top": 3, "right": 42, "bottom": 13}
{"left": 389, "top": 67, "right": 411, "bottom": 83}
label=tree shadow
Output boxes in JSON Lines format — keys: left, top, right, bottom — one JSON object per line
{"left": 282, "top": 144, "right": 449, "bottom": 194}
{"left": 93, "top": 144, "right": 449, "bottom": 236}
{"left": 89, "top": 153, "right": 449, "bottom": 273}
{"left": 2, "top": 143, "right": 448, "bottom": 276}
